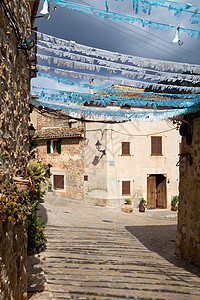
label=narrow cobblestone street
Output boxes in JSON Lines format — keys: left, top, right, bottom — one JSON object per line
{"left": 28, "top": 196, "right": 200, "bottom": 300}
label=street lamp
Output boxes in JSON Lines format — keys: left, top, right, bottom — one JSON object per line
{"left": 95, "top": 140, "right": 106, "bottom": 155}
{"left": 29, "top": 123, "right": 35, "bottom": 138}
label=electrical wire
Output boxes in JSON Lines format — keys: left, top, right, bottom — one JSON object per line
{"left": 77, "top": 0, "right": 200, "bottom": 62}
{"left": 0, "top": 0, "right": 21, "bottom": 40}
{"left": 0, "top": 0, "right": 30, "bottom": 61}
{"left": 34, "top": 106, "right": 130, "bottom": 123}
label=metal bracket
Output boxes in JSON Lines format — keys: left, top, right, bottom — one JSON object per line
{"left": 176, "top": 153, "right": 193, "bottom": 167}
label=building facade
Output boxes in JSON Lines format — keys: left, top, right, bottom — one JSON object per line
{"left": 176, "top": 113, "right": 200, "bottom": 267}
{"left": 31, "top": 108, "right": 84, "bottom": 200}
{"left": 84, "top": 117, "right": 181, "bottom": 208}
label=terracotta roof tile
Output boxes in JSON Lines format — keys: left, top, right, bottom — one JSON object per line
{"left": 36, "top": 126, "right": 84, "bottom": 139}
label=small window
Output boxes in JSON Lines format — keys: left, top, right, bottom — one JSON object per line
{"left": 84, "top": 175, "right": 88, "bottom": 181}
{"left": 53, "top": 175, "right": 64, "bottom": 189}
{"left": 47, "top": 139, "right": 61, "bottom": 154}
{"left": 52, "top": 140, "right": 58, "bottom": 153}
{"left": 122, "top": 181, "right": 130, "bottom": 195}
{"left": 122, "top": 142, "right": 130, "bottom": 155}
{"left": 151, "top": 136, "right": 162, "bottom": 156}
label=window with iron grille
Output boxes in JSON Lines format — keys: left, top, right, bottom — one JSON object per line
{"left": 151, "top": 136, "right": 162, "bottom": 155}
{"left": 53, "top": 175, "right": 64, "bottom": 189}
{"left": 122, "top": 181, "right": 130, "bottom": 195}
{"left": 122, "top": 142, "right": 130, "bottom": 155}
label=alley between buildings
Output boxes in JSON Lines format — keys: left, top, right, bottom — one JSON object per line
{"left": 28, "top": 195, "right": 200, "bottom": 299}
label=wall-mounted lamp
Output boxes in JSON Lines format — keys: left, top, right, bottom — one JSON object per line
{"left": 18, "top": 37, "right": 35, "bottom": 50}
{"left": 29, "top": 123, "right": 35, "bottom": 138}
{"left": 172, "top": 27, "right": 183, "bottom": 46}
{"left": 95, "top": 140, "right": 106, "bottom": 155}
{"left": 40, "top": 0, "right": 50, "bottom": 19}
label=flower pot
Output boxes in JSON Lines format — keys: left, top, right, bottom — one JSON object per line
{"left": 139, "top": 204, "right": 147, "bottom": 213}
{"left": 122, "top": 203, "right": 133, "bottom": 213}
{"left": 171, "top": 206, "right": 178, "bottom": 211}
{"left": 13, "top": 177, "right": 29, "bottom": 191}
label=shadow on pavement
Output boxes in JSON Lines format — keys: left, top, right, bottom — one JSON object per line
{"left": 27, "top": 203, "right": 48, "bottom": 299}
{"left": 27, "top": 254, "right": 46, "bottom": 299}
{"left": 125, "top": 225, "right": 200, "bottom": 277}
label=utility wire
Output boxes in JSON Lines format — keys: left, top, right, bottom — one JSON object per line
{"left": 77, "top": 0, "right": 200, "bottom": 62}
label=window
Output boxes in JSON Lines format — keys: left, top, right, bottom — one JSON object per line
{"left": 53, "top": 175, "right": 64, "bottom": 189}
{"left": 122, "top": 181, "right": 130, "bottom": 195}
{"left": 47, "top": 139, "right": 61, "bottom": 154}
{"left": 151, "top": 136, "right": 162, "bottom": 156}
{"left": 84, "top": 175, "right": 88, "bottom": 181}
{"left": 122, "top": 142, "right": 130, "bottom": 155}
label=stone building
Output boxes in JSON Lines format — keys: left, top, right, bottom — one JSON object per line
{"left": 176, "top": 113, "right": 200, "bottom": 267}
{"left": 0, "top": 1, "right": 40, "bottom": 299}
{"left": 31, "top": 108, "right": 84, "bottom": 200}
{"left": 0, "top": 0, "right": 39, "bottom": 181}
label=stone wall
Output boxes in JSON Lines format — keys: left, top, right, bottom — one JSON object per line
{"left": 38, "top": 137, "right": 84, "bottom": 200}
{"left": 176, "top": 115, "right": 200, "bottom": 267}
{"left": 0, "top": 221, "right": 27, "bottom": 300}
{"left": 0, "top": 0, "right": 32, "bottom": 180}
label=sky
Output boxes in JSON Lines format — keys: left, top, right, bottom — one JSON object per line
{"left": 31, "top": 0, "right": 200, "bottom": 92}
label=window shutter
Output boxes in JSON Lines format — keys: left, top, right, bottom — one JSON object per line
{"left": 57, "top": 139, "right": 61, "bottom": 154}
{"left": 47, "top": 140, "right": 51, "bottom": 153}
{"left": 53, "top": 175, "right": 64, "bottom": 189}
{"left": 122, "top": 181, "right": 130, "bottom": 195}
{"left": 151, "top": 137, "right": 162, "bottom": 155}
{"left": 122, "top": 142, "right": 130, "bottom": 155}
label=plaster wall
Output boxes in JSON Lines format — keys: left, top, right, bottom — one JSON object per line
{"left": 84, "top": 123, "right": 108, "bottom": 206}
{"left": 84, "top": 118, "right": 180, "bottom": 208}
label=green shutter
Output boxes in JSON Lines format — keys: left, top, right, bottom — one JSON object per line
{"left": 47, "top": 140, "right": 51, "bottom": 153}
{"left": 57, "top": 139, "right": 61, "bottom": 154}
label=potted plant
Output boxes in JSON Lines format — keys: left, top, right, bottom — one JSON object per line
{"left": 139, "top": 197, "right": 147, "bottom": 212}
{"left": 122, "top": 198, "right": 133, "bottom": 213}
{"left": 171, "top": 195, "right": 179, "bottom": 211}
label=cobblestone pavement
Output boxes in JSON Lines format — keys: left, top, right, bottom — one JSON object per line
{"left": 28, "top": 195, "right": 200, "bottom": 300}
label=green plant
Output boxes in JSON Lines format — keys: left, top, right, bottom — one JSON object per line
{"left": 139, "top": 197, "right": 147, "bottom": 207}
{"left": 125, "top": 198, "right": 132, "bottom": 205}
{"left": 171, "top": 195, "right": 179, "bottom": 207}
{"left": 0, "top": 181, "right": 31, "bottom": 224}
{"left": 27, "top": 216, "right": 47, "bottom": 253}
{"left": 25, "top": 159, "right": 50, "bottom": 253}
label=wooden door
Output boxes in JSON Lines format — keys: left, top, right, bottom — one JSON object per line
{"left": 157, "top": 175, "right": 166, "bottom": 208}
{"left": 147, "top": 175, "right": 156, "bottom": 209}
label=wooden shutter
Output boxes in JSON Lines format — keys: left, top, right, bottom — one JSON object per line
{"left": 57, "top": 139, "right": 61, "bottom": 154}
{"left": 122, "top": 142, "right": 130, "bottom": 155}
{"left": 53, "top": 175, "right": 64, "bottom": 189}
{"left": 147, "top": 175, "right": 156, "bottom": 209}
{"left": 151, "top": 137, "right": 162, "bottom": 155}
{"left": 122, "top": 181, "right": 130, "bottom": 195}
{"left": 157, "top": 175, "right": 166, "bottom": 209}
{"left": 47, "top": 140, "right": 51, "bottom": 153}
